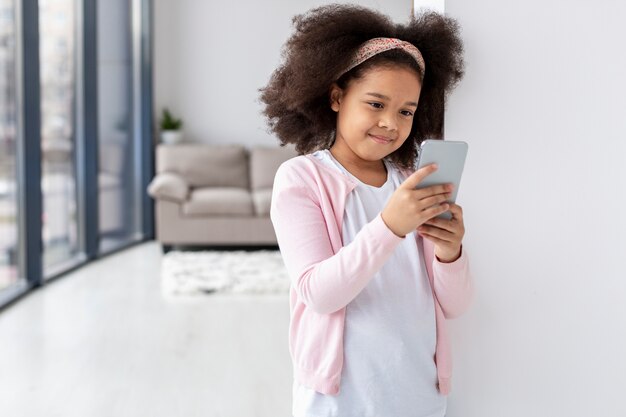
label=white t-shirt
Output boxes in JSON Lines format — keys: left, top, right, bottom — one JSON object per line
{"left": 292, "top": 149, "right": 446, "bottom": 417}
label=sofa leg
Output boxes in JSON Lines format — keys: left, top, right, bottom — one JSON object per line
{"left": 162, "top": 244, "right": 174, "bottom": 254}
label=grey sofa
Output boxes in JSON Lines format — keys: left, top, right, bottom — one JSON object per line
{"left": 147, "top": 143, "right": 297, "bottom": 251}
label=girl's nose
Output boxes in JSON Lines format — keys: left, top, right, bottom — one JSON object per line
{"left": 378, "top": 115, "right": 398, "bottom": 131}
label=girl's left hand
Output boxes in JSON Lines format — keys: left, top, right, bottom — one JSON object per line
{"left": 416, "top": 202, "right": 465, "bottom": 263}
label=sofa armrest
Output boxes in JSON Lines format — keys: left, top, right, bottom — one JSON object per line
{"left": 147, "top": 172, "right": 189, "bottom": 203}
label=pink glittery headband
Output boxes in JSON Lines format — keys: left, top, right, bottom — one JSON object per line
{"left": 339, "top": 37, "right": 426, "bottom": 79}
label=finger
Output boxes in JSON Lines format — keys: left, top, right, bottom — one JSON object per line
{"left": 423, "top": 217, "right": 456, "bottom": 234}
{"left": 400, "top": 163, "right": 438, "bottom": 190}
{"left": 448, "top": 203, "right": 463, "bottom": 220}
{"left": 418, "top": 230, "right": 450, "bottom": 246}
{"left": 415, "top": 184, "right": 452, "bottom": 202}
{"left": 422, "top": 201, "right": 450, "bottom": 220}
{"left": 420, "top": 192, "right": 452, "bottom": 212}
{"left": 418, "top": 225, "right": 455, "bottom": 242}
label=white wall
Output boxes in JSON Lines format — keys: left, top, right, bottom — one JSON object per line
{"left": 153, "top": 0, "right": 411, "bottom": 146}
{"left": 443, "top": 1, "right": 626, "bottom": 416}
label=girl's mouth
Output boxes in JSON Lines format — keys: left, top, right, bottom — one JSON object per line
{"left": 369, "top": 134, "right": 392, "bottom": 144}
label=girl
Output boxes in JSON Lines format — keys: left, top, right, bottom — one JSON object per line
{"left": 259, "top": 4, "right": 474, "bottom": 416}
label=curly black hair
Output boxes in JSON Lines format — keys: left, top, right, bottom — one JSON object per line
{"left": 258, "top": 4, "right": 465, "bottom": 170}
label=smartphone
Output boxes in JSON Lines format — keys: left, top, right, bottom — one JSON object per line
{"left": 415, "top": 139, "right": 468, "bottom": 220}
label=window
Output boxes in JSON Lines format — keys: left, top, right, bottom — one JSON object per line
{"left": 39, "top": 0, "right": 80, "bottom": 273}
{"left": 0, "top": 0, "right": 20, "bottom": 293}
{"left": 0, "top": 0, "right": 152, "bottom": 308}
{"left": 97, "top": 0, "right": 142, "bottom": 253}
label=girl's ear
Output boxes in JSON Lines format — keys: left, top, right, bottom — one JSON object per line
{"left": 329, "top": 83, "right": 342, "bottom": 112}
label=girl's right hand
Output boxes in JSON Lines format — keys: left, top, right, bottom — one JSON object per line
{"left": 381, "top": 163, "right": 454, "bottom": 238}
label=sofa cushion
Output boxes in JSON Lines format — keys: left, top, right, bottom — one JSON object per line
{"left": 147, "top": 172, "right": 189, "bottom": 202}
{"left": 182, "top": 187, "right": 254, "bottom": 216}
{"left": 251, "top": 189, "right": 272, "bottom": 216}
{"left": 249, "top": 145, "right": 298, "bottom": 190}
{"left": 156, "top": 144, "right": 249, "bottom": 189}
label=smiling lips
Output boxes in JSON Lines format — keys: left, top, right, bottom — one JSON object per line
{"left": 369, "top": 134, "right": 393, "bottom": 144}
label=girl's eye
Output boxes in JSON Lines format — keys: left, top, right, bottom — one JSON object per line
{"left": 368, "top": 102, "right": 413, "bottom": 117}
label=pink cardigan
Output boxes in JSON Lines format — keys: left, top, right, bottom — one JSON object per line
{"left": 270, "top": 153, "right": 474, "bottom": 396}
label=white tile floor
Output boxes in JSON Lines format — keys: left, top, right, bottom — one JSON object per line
{"left": 0, "top": 241, "right": 293, "bottom": 417}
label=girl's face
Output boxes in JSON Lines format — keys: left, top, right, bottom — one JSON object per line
{"left": 329, "top": 65, "right": 422, "bottom": 169}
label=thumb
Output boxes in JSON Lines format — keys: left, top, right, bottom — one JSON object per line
{"left": 400, "top": 163, "right": 438, "bottom": 189}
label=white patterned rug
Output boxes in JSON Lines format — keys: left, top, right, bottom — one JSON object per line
{"left": 161, "top": 250, "right": 290, "bottom": 298}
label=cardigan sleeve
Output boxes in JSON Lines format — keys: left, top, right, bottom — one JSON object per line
{"left": 270, "top": 164, "right": 404, "bottom": 315}
{"left": 432, "top": 244, "right": 474, "bottom": 319}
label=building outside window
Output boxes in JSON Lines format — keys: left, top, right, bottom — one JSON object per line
{"left": 39, "top": 0, "right": 80, "bottom": 274}
{"left": 0, "top": 0, "right": 20, "bottom": 292}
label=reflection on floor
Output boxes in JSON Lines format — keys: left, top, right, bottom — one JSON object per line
{"left": 0, "top": 241, "right": 292, "bottom": 417}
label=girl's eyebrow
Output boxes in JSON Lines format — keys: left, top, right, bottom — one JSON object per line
{"left": 365, "top": 92, "right": 418, "bottom": 108}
